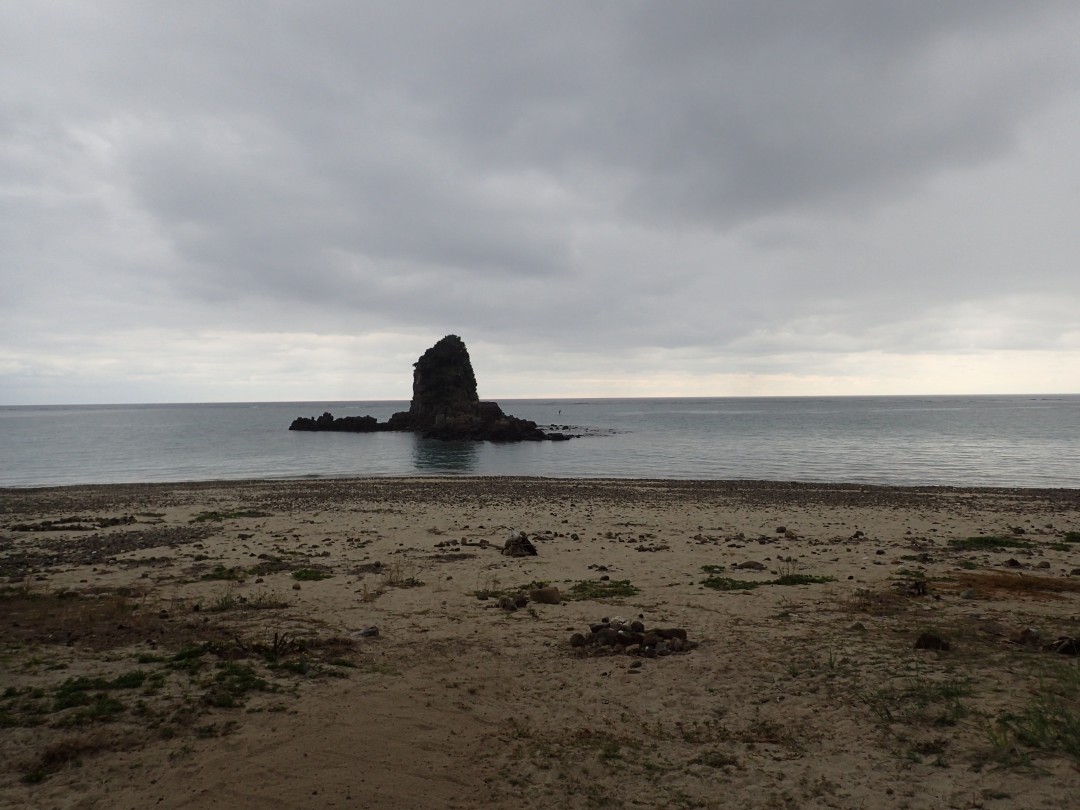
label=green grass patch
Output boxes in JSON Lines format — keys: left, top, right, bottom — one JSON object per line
{"left": 856, "top": 672, "right": 972, "bottom": 727}
{"left": 702, "top": 576, "right": 763, "bottom": 591}
{"left": 291, "top": 568, "right": 332, "bottom": 582}
{"left": 564, "top": 579, "right": 640, "bottom": 600}
{"left": 985, "top": 662, "right": 1080, "bottom": 764}
{"left": 773, "top": 573, "right": 837, "bottom": 586}
{"left": 948, "top": 536, "right": 1034, "bottom": 551}
{"left": 203, "top": 663, "right": 268, "bottom": 708}
{"left": 190, "top": 509, "right": 271, "bottom": 523}
{"left": 1063, "top": 531, "right": 1080, "bottom": 543}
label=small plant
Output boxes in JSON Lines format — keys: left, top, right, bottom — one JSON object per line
{"left": 984, "top": 662, "right": 1080, "bottom": 763}
{"left": 292, "top": 568, "right": 331, "bottom": 581}
{"left": 200, "top": 566, "right": 246, "bottom": 582}
{"left": 773, "top": 573, "right": 836, "bottom": 586}
{"left": 702, "top": 569, "right": 835, "bottom": 590}
{"left": 381, "top": 563, "right": 425, "bottom": 589}
{"left": 190, "top": 510, "right": 271, "bottom": 523}
{"left": 202, "top": 663, "right": 268, "bottom": 708}
{"left": 565, "top": 579, "right": 639, "bottom": 600}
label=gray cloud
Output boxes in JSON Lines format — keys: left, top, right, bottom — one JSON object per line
{"left": 2, "top": 2, "right": 1079, "bottom": 402}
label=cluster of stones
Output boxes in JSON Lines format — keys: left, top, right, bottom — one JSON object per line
{"left": 569, "top": 618, "right": 698, "bottom": 657}
{"left": 290, "top": 335, "right": 576, "bottom": 442}
{"left": 491, "top": 585, "right": 562, "bottom": 612}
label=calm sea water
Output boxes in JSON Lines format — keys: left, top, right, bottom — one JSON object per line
{"left": 0, "top": 396, "right": 1077, "bottom": 489}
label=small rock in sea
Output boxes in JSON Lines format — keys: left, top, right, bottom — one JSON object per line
{"left": 292, "top": 583, "right": 301, "bottom": 590}
{"left": 914, "top": 633, "right": 950, "bottom": 651}
{"left": 1036, "top": 561, "right": 1051, "bottom": 569}
{"left": 359, "top": 626, "right": 380, "bottom": 638}
{"left": 1071, "top": 568, "right": 1080, "bottom": 577}
{"left": 960, "top": 588, "right": 976, "bottom": 599}
{"left": 630, "top": 620, "right": 645, "bottom": 633}
{"left": 629, "top": 660, "right": 643, "bottom": 670}
{"left": 1004, "top": 558, "right": 1023, "bottom": 568}
{"left": 570, "top": 633, "right": 588, "bottom": 648}
{"left": 849, "top": 621, "right": 866, "bottom": 632}
{"left": 776, "top": 526, "right": 786, "bottom": 534}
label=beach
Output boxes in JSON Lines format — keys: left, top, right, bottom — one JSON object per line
{"left": 2, "top": 477, "right": 1080, "bottom": 809}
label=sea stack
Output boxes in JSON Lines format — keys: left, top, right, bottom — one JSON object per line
{"left": 289, "top": 335, "right": 573, "bottom": 442}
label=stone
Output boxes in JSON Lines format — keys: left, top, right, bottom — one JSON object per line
{"left": 498, "top": 595, "right": 518, "bottom": 611}
{"left": 735, "top": 560, "right": 766, "bottom": 571}
{"left": 569, "top": 633, "right": 587, "bottom": 648}
{"left": 656, "top": 628, "right": 688, "bottom": 641}
{"left": 502, "top": 532, "right": 538, "bottom": 557}
{"left": 914, "top": 633, "right": 950, "bottom": 651}
{"left": 530, "top": 586, "right": 561, "bottom": 604}
{"left": 1048, "top": 637, "right": 1080, "bottom": 656}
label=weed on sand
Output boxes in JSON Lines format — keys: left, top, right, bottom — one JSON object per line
{"left": 948, "top": 536, "right": 1034, "bottom": 551}
{"left": 983, "top": 661, "right": 1080, "bottom": 765}
{"left": 189, "top": 510, "right": 271, "bottom": 523}
{"left": 702, "top": 569, "right": 835, "bottom": 591}
{"left": 564, "top": 579, "right": 640, "bottom": 600}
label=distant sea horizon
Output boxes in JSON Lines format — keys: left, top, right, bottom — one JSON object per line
{"left": 1, "top": 395, "right": 1078, "bottom": 489}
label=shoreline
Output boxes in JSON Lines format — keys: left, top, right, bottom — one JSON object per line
{"left": 2, "top": 477, "right": 1079, "bottom": 807}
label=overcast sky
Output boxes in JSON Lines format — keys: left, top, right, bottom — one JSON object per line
{"left": 2, "top": 2, "right": 1079, "bottom": 405}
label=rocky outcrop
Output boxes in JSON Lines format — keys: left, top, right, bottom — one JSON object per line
{"left": 289, "top": 335, "right": 575, "bottom": 442}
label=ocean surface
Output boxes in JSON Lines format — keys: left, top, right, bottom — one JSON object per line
{"left": 0, "top": 396, "right": 1077, "bottom": 489}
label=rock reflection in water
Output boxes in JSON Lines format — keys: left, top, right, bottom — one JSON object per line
{"left": 411, "top": 437, "right": 479, "bottom": 473}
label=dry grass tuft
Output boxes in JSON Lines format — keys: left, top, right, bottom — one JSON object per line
{"left": 943, "top": 572, "right": 1080, "bottom": 601}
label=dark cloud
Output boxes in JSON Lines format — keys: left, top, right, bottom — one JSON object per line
{"left": 1, "top": 2, "right": 1079, "bottom": 402}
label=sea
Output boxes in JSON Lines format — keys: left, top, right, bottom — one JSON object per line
{"left": 0, "top": 396, "right": 1077, "bottom": 489}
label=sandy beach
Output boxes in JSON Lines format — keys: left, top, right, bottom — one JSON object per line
{"left": 2, "top": 477, "right": 1080, "bottom": 809}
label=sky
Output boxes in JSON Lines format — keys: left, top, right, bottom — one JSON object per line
{"left": 2, "top": 2, "right": 1079, "bottom": 405}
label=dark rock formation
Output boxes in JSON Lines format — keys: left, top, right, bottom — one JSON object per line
{"left": 289, "top": 335, "right": 576, "bottom": 442}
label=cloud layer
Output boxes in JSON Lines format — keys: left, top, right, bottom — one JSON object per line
{"left": 3, "top": 2, "right": 1079, "bottom": 403}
